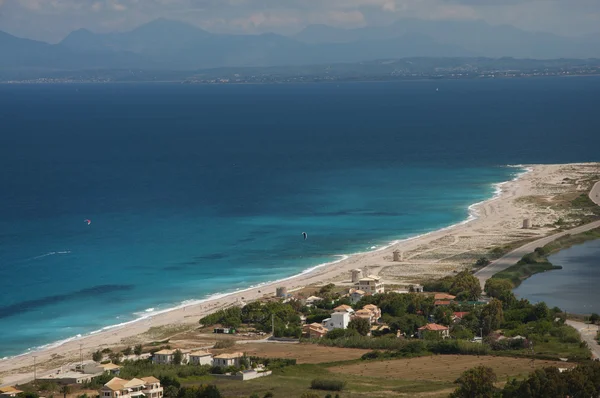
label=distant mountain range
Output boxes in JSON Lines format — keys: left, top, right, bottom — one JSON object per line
{"left": 1, "top": 18, "right": 599, "bottom": 72}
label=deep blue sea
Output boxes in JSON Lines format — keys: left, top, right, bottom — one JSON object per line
{"left": 1, "top": 78, "right": 599, "bottom": 358}
{"left": 514, "top": 240, "right": 600, "bottom": 314}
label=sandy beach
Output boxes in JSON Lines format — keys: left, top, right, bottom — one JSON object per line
{"left": 1, "top": 162, "right": 599, "bottom": 385}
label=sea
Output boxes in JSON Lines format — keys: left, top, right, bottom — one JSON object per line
{"left": 514, "top": 240, "right": 600, "bottom": 314}
{"left": 0, "top": 77, "right": 599, "bottom": 358}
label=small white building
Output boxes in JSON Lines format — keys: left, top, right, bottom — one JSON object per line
{"left": 152, "top": 349, "right": 189, "bottom": 365}
{"left": 322, "top": 312, "right": 351, "bottom": 331}
{"left": 188, "top": 351, "right": 213, "bottom": 366}
{"left": 213, "top": 352, "right": 244, "bottom": 368}
{"left": 349, "top": 289, "right": 366, "bottom": 304}
{"left": 83, "top": 362, "right": 122, "bottom": 375}
{"left": 305, "top": 296, "right": 323, "bottom": 306}
{"left": 357, "top": 275, "right": 384, "bottom": 295}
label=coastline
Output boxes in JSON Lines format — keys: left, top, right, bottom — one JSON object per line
{"left": 1, "top": 162, "right": 599, "bottom": 385}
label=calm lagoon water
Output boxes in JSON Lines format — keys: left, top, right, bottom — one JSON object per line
{"left": 513, "top": 240, "right": 600, "bottom": 314}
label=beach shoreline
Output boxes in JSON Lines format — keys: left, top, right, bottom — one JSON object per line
{"left": 1, "top": 162, "right": 599, "bottom": 385}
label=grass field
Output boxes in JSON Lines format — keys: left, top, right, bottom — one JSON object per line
{"left": 181, "top": 343, "right": 575, "bottom": 397}
{"left": 328, "top": 355, "right": 574, "bottom": 382}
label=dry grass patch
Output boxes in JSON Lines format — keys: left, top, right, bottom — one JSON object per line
{"left": 216, "top": 342, "right": 371, "bottom": 364}
{"left": 328, "top": 355, "right": 575, "bottom": 383}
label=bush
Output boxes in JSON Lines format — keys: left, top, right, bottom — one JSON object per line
{"left": 213, "top": 340, "right": 235, "bottom": 349}
{"left": 311, "top": 379, "right": 346, "bottom": 391}
{"left": 134, "top": 344, "right": 143, "bottom": 356}
{"left": 122, "top": 346, "right": 133, "bottom": 356}
{"left": 92, "top": 350, "right": 102, "bottom": 362}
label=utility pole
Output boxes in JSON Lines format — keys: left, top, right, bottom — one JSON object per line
{"left": 271, "top": 313, "right": 275, "bottom": 337}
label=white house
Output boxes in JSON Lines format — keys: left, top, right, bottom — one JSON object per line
{"left": 188, "top": 351, "right": 213, "bottom": 366}
{"left": 322, "top": 312, "right": 350, "bottom": 331}
{"left": 305, "top": 296, "right": 323, "bottom": 306}
{"left": 100, "top": 377, "right": 163, "bottom": 398}
{"left": 212, "top": 352, "right": 244, "bottom": 368}
{"left": 357, "top": 276, "right": 384, "bottom": 295}
{"left": 152, "top": 349, "right": 189, "bottom": 365}
{"left": 83, "top": 362, "right": 121, "bottom": 375}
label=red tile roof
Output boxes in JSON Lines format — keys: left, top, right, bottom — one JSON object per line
{"left": 453, "top": 312, "right": 470, "bottom": 319}
{"left": 434, "top": 300, "right": 451, "bottom": 306}
{"left": 418, "top": 323, "right": 449, "bottom": 331}
{"left": 434, "top": 293, "right": 456, "bottom": 300}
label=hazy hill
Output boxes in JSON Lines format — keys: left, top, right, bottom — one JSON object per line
{"left": 1, "top": 18, "right": 599, "bottom": 72}
{"left": 295, "top": 19, "right": 600, "bottom": 59}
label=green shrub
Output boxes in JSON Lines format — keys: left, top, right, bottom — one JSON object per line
{"left": 310, "top": 379, "right": 346, "bottom": 391}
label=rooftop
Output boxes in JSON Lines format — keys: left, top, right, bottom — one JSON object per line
{"left": 418, "top": 323, "right": 449, "bottom": 331}
{"left": 333, "top": 304, "right": 354, "bottom": 312}
{"left": 214, "top": 352, "right": 244, "bottom": 359}
{"left": 0, "top": 387, "right": 23, "bottom": 394}
{"left": 434, "top": 300, "right": 452, "bottom": 306}
{"left": 189, "top": 351, "right": 212, "bottom": 357}
{"left": 434, "top": 293, "right": 456, "bottom": 300}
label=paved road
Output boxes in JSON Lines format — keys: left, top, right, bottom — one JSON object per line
{"left": 475, "top": 181, "right": 600, "bottom": 288}
{"left": 566, "top": 320, "right": 600, "bottom": 359}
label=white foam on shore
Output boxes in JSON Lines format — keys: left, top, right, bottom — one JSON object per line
{"left": 1, "top": 165, "right": 531, "bottom": 362}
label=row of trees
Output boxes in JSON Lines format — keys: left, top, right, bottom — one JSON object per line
{"left": 422, "top": 270, "right": 482, "bottom": 301}
{"left": 451, "top": 362, "right": 600, "bottom": 398}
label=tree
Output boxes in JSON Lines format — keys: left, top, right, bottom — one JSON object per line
{"left": 348, "top": 317, "right": 371, "bottom": 336}
{"left": 92, "top": 350, "right": 102, "bottom": 362}
{"left": 134, "top": 344, "right": 143, "bottom": 356}
{"left": 481, "top": 299, "right": 504, "bottom": 333}
{"left": 449, "top": 271, "right": 482, "bottom": 301}
{"left": 590, "top": 313, "right": 600, "bottom": 324}
{"left": 61, "top": 385, "right": 71, "bottom": 398}
{"left": 122, "top": 346, "right": 132, "bottom": 356}
{"left": 476, "top": 257, "right": 491, "bottom": 267}
{"left": 263, "top": 393, "right": 273, "bottom": 398}
{"left": 164, "top": 386, "right": 179, "bottom": 398}
{"left": 173, "top": 349, "right": 184, "bottom": 365}
{"left": 484, "top": 279, "right": 513, "bottom": 298}
{"left": 450, "top": 366, "right": 498, "bottom": 398}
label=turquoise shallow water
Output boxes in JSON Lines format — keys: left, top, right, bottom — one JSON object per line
{"left": 0, "top": 78, "right": 599, "bottom": 357}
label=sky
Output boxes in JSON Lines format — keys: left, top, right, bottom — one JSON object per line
{"left": 0, "top": 0, "right": 599, "bottom": 43}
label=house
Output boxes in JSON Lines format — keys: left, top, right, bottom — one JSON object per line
{"left": 305, "top": 296, "right": 323, "bottom": 306}
{"left": 354, "top": 304, "right": 381, "bottom": 325}
{"left": 322, "top": 312, "right": 351, "bottom": 331}
{"left": 0, "top": 387, "right": 23, "bottom": 397}
{"left": 452, "top": 312, "right": 470, "bottom": 323}
{"left": 39, "top": 372, "right": 95, "bottom": 385}
{"left": 434, "top": 293, "right": 456, "bottom": 301}
{"left": 302, "top": 323, "right": 329, "bottom": 339}
{"left": 83, "top": 362, "right": 121, "bottom": 375}
{"left": 362, "top": 304, "right": 381, "bottom": 321}
{"left": 411, "top": 284, "right": 424, "bottom": 293}
{"left": 100, "top": 377, "right": 163, "bottom": 398}
{"left": 417, "top": 323, "right": 450, "bottom": 339}
{"left": 333, "top": 304, "right": 354, "bottom": 314}
{"left": 434, "top": 300, "right": 452, "bottom": 306}
{"left": 349, "top": 289, "right": 366, "bottom": 304}
{"left": 152, "top": 349, "right": 189, "bottom": 365}
{"left": 188, "top": 351, "right": 213, "bottom": 366}
{"left": 233, "top": 369, "right": 272, "bottom": 381}
{"left": 213, "top": 352, "right": 244, "bottom": 368}
{"left": 357, "top": 276, "right": 384, "bottom": 295}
